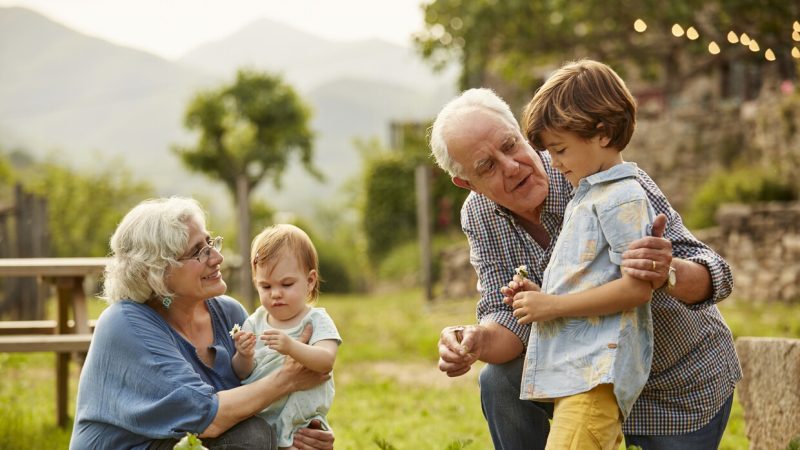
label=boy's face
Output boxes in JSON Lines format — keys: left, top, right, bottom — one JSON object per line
{"left": 539, "top": 129, "right": 619, "bottom": 187}
{"left": 447, "top": 108, "right": 550, "bottom": 222}
{"left": 254, "top": 249, "right": 316, "bottom": 325}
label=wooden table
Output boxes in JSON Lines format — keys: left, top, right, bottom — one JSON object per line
{"left": 0, "top": 257, "right": 109, "bottom": 427}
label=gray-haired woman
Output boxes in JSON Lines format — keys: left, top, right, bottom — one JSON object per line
{"left": 70, "top": 197, "right": 334, "bottom": 450}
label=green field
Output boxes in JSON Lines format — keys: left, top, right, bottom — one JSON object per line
{"left": 1, "top": 290, "right": 798, "bottom": 449}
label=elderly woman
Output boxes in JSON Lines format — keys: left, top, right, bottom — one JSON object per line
{"left": 70, "top": 197, "right": 334, "bottom": 450}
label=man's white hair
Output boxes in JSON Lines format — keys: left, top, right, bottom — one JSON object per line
{"left": 429, "top": 88, "right": 520, "bottom": 178}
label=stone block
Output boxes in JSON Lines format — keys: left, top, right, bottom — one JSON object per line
{"left": 735, "top": 337, "right": 800, "bottom": 450}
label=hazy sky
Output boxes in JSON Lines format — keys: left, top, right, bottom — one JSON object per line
{"left": 0, "top": 0, "right": 428, "bottom": 59}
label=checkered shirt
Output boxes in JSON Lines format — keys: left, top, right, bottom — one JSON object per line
{"left": 462, "top": 151, "right": 742, "bottom": 435}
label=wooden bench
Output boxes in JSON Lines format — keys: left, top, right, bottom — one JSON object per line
{"left": 0, "top": 319, "right": 97, "bottom": 335}
{"left": 0, "top": 257, "right": 108, "bottom": 427}
{"left": 0, "top": 333, "right": 93, "bottom": 352}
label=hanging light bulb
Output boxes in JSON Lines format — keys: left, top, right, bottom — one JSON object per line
{"left": 708, "top": 41, "right": 721, "bottom": 54}
{"left": 793, "top": 47, "right": 800, "bottom": 59}
{"left": 794, "top": 21, "right": 800, "bottom": 32}
{"left": 765, "top": 49, "right": 776, "bottom": 61}
{"left": 740, "top": 33, "right": 751, "bottom": 45}
{"left": 634, "top": 19, "right": 647, "bottom": 33}
{"left": 749, "top": 40, "right": 760, "bottom": 52}
{"left": 793, "top": 30, "right": 800, "bottom": 42}
{"left": 686, "top": 26, "right": 699, "bottom": 40}
{"left": 727, "top": 31, "right": 739, "bottom": 43}
{"left": 672, "top": 24, "right": 684, "bottom": 37}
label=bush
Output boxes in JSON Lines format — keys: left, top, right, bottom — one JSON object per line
{"left": 685, "top": 165, "right": 795, "bottom": 229}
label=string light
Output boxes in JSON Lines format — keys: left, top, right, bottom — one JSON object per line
{"left": 765, "top": 49, "right": 776, "bottom": 61}
{"left": 740, "top": 33, "right": 751, "bottom": 45}
{"left": 708, "top": 41, "right": 721, "bottom": 54}
{"left": 672, "top": 24, "right": 684, "bottom": 37}
{"left": 749, "top": 40, "right": 760, "bottom": 52}
{"left": 793, "top": 30, "right": 800, "bottom": 42}
{"left": 634, "top": 19, "right": 647, "bottom": 33}
{"left": 793, "top": 47, "right": 800, "bottom": 59}
{"left": 727, "top": 31, "right": 739, "bottom": 43}
{"left": 686, "top": 26, "right": 699, "bottom": 40}
{"left": 795, "top": 21, "right": 800, "bottom": 32}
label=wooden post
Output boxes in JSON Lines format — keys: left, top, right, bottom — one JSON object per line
{"left": 415, "top": 165, "right": 433, "bottom": 301}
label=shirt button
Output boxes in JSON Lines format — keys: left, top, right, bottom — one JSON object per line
{"left": 608, "top": 343, "right": 618, "bottom": 349}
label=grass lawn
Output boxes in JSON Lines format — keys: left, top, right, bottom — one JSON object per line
{"left": 1, "top": 290, "right": 798, "bottom": 449}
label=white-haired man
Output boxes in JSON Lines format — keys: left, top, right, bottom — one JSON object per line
{"left": 432, "top": 88, "right": 740, "bottom": 449}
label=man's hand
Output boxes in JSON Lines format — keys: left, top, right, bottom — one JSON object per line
{"left": 293, "top": 419, "right": 334, "bottom": 450}
{"left": 437, "top": 325, "right": 485, "bottom": 377}
{"left": 621, "top": 213, "right": 671, "bottom": 289}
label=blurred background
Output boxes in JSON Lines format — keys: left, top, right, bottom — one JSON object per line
{"left": 0, "top": 0, "right": 799, "bottom": 448}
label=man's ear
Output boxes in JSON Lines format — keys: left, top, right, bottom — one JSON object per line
{"left": 452, "top": 176, "right": 473, "bottom": 191}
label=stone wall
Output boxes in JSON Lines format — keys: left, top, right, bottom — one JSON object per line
{"left": 735, "top": 337, "right": 800, "bottom": 450}
{"left": 694, "top": 202, "right": 800, "bottom": 302}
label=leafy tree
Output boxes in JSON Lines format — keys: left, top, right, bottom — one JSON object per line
{"left": 415, "top": 0, "right": 798, "bottom": 101}
{"left": 23, "top": 158, "right": 153, "bottom": 257}
{"left": 174, "top": 69, "right": 320, "bottom": 298}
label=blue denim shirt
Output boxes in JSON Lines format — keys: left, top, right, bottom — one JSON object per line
{"left": 520, "top": 162, "right": 655, "bottom": 418}
{"left": 70, "top": 296, "right": 248, "bottom": 450}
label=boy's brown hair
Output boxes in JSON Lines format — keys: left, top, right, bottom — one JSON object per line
{"left": 250, "top": 223, "right": 321, "bottom": 302}
{"left": 522, "top": 59, "right": 637, "bottom": 152}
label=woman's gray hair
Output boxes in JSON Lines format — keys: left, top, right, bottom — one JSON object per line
{"left": 429, "top": 88, "right": 520, "bottom": 178}
{"left": 102, "top": 197, "right": 207, "bottom": 304}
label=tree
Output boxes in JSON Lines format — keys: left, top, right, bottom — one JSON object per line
{"left": 174, "top": 69, "right": 320, "bottom": 301}
{"left": 414, "top": 0, "right": 799, "bottom": 103}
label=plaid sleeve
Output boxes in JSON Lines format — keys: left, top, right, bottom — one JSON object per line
{"left": 462, "top": 194, "right": 531, "bottom": 345}
{"left": 636, "top": 168, "right": 734, "bottom": 309}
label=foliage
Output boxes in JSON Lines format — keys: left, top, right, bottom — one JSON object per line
{"left": 415, "top": 0, "right": 799, "bottom": 101}
{"left": 376, "top": 232, "right": 468, "bottom": 287}
{"left": 786, "top": 434, "right": 800, "bottom": 450}
{"left": 685, "top": 165, "right": 795, "bottom": 229}
{"left": 358, "top": 129, "right": 468, "bottom": 266}
{"left": 173, "top": 432, "right": 208, "bottom": 450}
{"left": 22, "top": 158, "right": 153, "bottom": 257}
{"left": 174, "top": 68, "right": 319, "bottom": 197}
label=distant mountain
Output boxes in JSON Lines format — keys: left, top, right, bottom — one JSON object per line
{"left": 179, "top": 18, "right": 455, "bottom": 92}
{"left": 0, "top": 7, "right": 457, "bottom": 215}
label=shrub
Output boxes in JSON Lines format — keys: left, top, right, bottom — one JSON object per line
{"left": 685, "top": 165, "right": 795, "bottom": 229}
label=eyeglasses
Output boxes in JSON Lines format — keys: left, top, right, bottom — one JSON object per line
{"left": 179, "top": 236, "right": 223, "bottom": 264}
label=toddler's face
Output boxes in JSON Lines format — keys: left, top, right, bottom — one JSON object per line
{"left": 254, "top": 250, "right": 315, "bottom": 324}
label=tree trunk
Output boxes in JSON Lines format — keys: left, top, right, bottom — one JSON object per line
{"left": 236, "top": 174, "right": 253, "bottom": 310}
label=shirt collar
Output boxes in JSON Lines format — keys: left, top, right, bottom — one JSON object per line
{"left": 582, "top": 161, "right": 639, "bottom": 187}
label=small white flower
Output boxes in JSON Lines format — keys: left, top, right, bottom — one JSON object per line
{"left": 515, "top": 265, "right": 529, "bottom": 279}
{"left": 228, "top": 323, "right": 241, "bottom": 338}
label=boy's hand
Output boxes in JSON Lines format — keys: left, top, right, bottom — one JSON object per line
{"left": 233, "top": 331, "right": 256, "bottom": 358}
{"left": 262, "top": 329, "right": 295, "bottom": 355}
{"left": 501, "top": 274, "right": 541, "bottom": 307}
{"left": 511, "top": 291, "right": 557, "bottom": 324}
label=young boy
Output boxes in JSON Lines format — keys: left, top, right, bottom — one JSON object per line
{"left": 509, "top": 59, "right": 659, "bottom": 449}
{"left": 231, "top": 224, "right": 341, "bottom": 449}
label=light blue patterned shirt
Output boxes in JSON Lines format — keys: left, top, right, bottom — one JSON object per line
{"left": 520, "top": 162, "right": 655, "bottom": 418}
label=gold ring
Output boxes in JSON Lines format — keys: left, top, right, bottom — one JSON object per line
{"left": 652, "top": 260, "right": 657, "bottom": 271}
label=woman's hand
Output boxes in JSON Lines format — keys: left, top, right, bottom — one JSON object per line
{"left": 293, "top": 419, "right": 334, "bottom": 450}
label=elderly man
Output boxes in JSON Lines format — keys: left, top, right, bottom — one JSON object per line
{"left": 431, "top": 88, "right": 741, "bottom": 450}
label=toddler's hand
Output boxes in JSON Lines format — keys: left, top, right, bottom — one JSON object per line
{"left": 262, "top": 329, "right": 294, "bottom": 355}
{"left": 233, "top": 331, "right": 256, "bottom": 358}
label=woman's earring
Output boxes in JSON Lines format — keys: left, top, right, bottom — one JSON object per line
{"left": 162, "top": 296, "right": 172, "bottom": 309}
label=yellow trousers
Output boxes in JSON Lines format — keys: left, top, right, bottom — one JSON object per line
{"left": 545, "top": 383, "right": 623, "bottom": 450}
